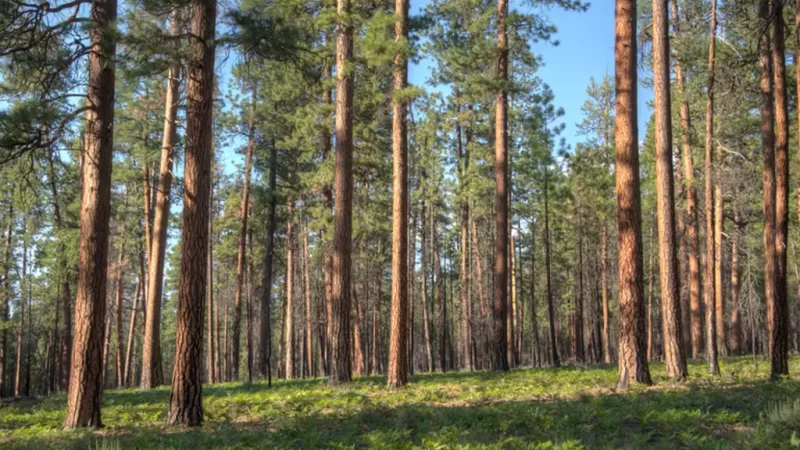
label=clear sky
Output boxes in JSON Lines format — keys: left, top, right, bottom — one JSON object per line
{"left": 219, "top": 0, "right": 654, "bottom": 173}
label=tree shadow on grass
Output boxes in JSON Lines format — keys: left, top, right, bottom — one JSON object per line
{"left": 4, "top": 377, "right": 799, "bottom": 449}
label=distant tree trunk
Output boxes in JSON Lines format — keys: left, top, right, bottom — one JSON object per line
{"left": 207, "top": 185, "right": 215, "bottom": 384}
{"left": 329, "top": 0, "right": 354, "bottom": 385}
{"left": 14, "top": 237, "right": 27, "bottom": 397}
{"left": 796, "top": 0, "right": 800, "bottom": 363}
{"left": 142, "top": 12, "right": 180, "bottom": 389}
{"left": 601, "top": 225, "right": 611, "bottom": 363}
{"left": 543, "top": 168, "right": 559, "bottom": 367}
{"left": 387, "top": 0, "right": 409, "bottom": 386}
{"left": 574, "top": 214, "right": 585, "bottom": 363}
{"left": 124, "top": 264, "right": 141, "bottom": 387}
{"left": 0, "top": 202, "right": 12, "bottom": 398}
{"left": 702, "top": 0, "right": 720, "bottom": 376}
{"left": 231, "top": 89, "right": 256, "bottom": 382}
{"left": 646, "top": 227, "right": 654, "bottom": 361}
{"left": 260, "top": 143, "right": 278, "bottom": 384}
{"left": 352, "top": 279, "right": 365, "bottom": 376}
{"left": 167, "top": 0, "right": 216, "bottom": 426}
{"left": 301, "top": 221, "right": 313, "bottom": 379}
{"left": 371, "top": 252, "right": 383, "bottom": 374}
{"left": 652, "top": 0, "right": 687, "bottom": 379}
{"left": 530, "top": 220, "right": 540, "bottom": 366}
{"left": 408, "top": 202, "right": 417, "bottom": 375}
{"left": 114, "top": 236, "right": 126, "bottom": 388}
{"left": 470, "top": 213, "right": 489, "bottom": 369}
{"left": 64, "top": 0, "right": 117, "bottom": 427}
{"left": 421, "top": 199, "right": 434, "bottom": 372}
{"left": 671, "top": 2, "right": 702, "bottom": 361}
{"left": 284, "top": 201, "right": 295, "bottom": 380}
{"left": 433, "top": 207, "right": 447, "bottom": 373}
{"left": 614, "top": 0, "right": 651, "bottom": 388}
{"left": 456, "top": 108, "right": 472, "bottom": 372}
{"left": 714, "top": 177, "right": 726, "bottom": 357}
{"left": 770, "top": 0, "right": 789, "bottom": 379}
{"left": 492, "top": 0, "right": 509, "bottom": 372}
{"left": 729, "top": 221, "right": 741, "bottom": 356}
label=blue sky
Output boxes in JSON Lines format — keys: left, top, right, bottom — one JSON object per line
{"left": 219, "top": 0, "right": 654, "bottom": 174}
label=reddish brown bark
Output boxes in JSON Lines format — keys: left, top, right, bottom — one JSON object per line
{"left": 770, "top": 0, "right": 789, "bottom": 378}
{"left": 329, "top": 0, "right": 354, "bottom": 384}
{"left": 387, "top": 0, "right": 409, "bottom": 385}
{"left": 260, "top": 143, "right": 278, "bottom": 383}
{"left": 492, "top": 0, "right": 509, "bottom": 372}
{"left": 614, "top": 0, "right": 651, "bottom": 388}
{"left": 64, "top": 0, "right": 116, "bottom": 427}
{"left": 652, "top": 0, "right": 687, "bottom": 379}
{"left": 703, "top": 0, "right": 720, "bottom": 376}
{"left": 167, "top": 0, "right": 216, "bottom": 426}
{"left": 284, "top": 201, "right": 295, "bottom": 379}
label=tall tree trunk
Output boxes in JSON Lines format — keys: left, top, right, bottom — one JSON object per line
{"left": 408, "top": 201, "right": 417, "bottom": 374}
{"left": 64, "top": 0, "right": 117, "bottom": 427}
{"left": 142, "top": 12, "right": 180, "bottom": 389}
{"left": 353, "top": 279, "right": 366, "bottom": 375}
{"left": 371, "top": 252, "right": 383, "bottom": 374}
{"left": 757, "top": 0, "right": 777, "bottom": 365}
{"left": 671, "top": 1, "right": 702, "bottom": 360}
{"left": 714, "top": 176, "right": 726, "bottom": 357}
{"left": 543, "top": 168, "right": 559, "bottom": 367}
{"left": 246, "top": 229, "right": 255, "bottom": 383}
{"left": 771, "top": 0, "right": 789, "bottom": 379}
{"left": 456, "top": 104, "right": 472, "bottom": 372}
{"left": 167, "top": 0, "right": 216, "bottom": 426}
{"left": 321, "top": 56, "right": 334, "bottom": 379}
{"left": 284, "top": 201, "right": 295, "bottom": 379}
{"left": 652, "top": 0, "right": 687, "bottom": 379}
{"left": 114, "top": 235, "right": 126, "bottom": 388}
{"left": 329, "top": 0, "right": 354, "bottom": 384}
{"left": 387, "top": 0, "right": 409, "bottom": 386}
{"left": 492, "top": 0, "right": 509, "bottom": 372}
{"left": 470, "top": 213, "right": 489, "bottom": 369}
{"left": 421, "top": 200, "right": 434, "bottom": 372}
{"left": 231, "top": 89, "right": 256, "bottom": 382}
{"left": 260, "top": 143, "right": 278, "bottom": 384}
{"left": 702, "top": 0, "right": 720, "bottom": 376}
{"left": 614, "top": 0, "right": 651, "bottom": 388}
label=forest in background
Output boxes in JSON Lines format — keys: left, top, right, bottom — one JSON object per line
{"left": 0, "top": 0, "right": 797, "bottom": 432}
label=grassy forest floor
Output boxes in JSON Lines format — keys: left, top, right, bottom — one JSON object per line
{"left": 2, "top": 356, "right": 800, "bottom": 449}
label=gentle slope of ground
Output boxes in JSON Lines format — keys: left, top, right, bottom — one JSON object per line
{"left": 2, "top": 356, "right": 800, "bottom": 449}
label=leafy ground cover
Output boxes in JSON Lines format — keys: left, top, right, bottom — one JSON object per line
{"left": 2, "top": 356, "right": 800, "bottom": 449}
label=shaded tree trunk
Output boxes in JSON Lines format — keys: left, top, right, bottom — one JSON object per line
{"left": 64, "top": 0, "right": 117, "bottom": 427}
{"left": 421, "top": 199, "right": 434, "bottom": 372}
{"left": 329, "top": 0, "right": 354, "bottom": 384}
{"left": 729, "top": 222, "right": 741, "bottom": 356}
{"left": 544, "top": 168, "right": 559, "bottom": 367}
{"left": 167, "top": 0, "right": 216, "bottom": 426}
{"left": 124, "top": 258, "right": 142, "bottom": 387}
{"left": 303, "top": 221, "right": 313, "bottom": 378}
{"left": 114, "top": 235, "right": 126, "bottom": 388}
{"left": 614, "top": 0, "right": 651, "bottom": 388}
{"left": 231, "top": 88, "right": 256, "bottom": 381}
{"left": 492, "top": 0, "right": 509, "bottom": 372}
{"left": 601, "top": 225, "right": 611, "bottom": 363}
{"left": 574, "top": 214, "right": 585, "bottom": 363}
{"left": 770, "top": 0, "right": 789, "bottom": 378}
{"left": 0, "top": 201, "right": 12, "bottom": 398}
{"left": 260, "top": 143, "right": 278, "bottom": 384}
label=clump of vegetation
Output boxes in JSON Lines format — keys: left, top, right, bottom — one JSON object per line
{"left": 2, "top": 356, "right": 799, "bottom": 449}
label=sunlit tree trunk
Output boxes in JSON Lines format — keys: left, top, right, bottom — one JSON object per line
{"left": 64, "top": 0, "right": 117, "bottom": 427}
{"left": 284, "top": 201, "right": 295, "bottom": 379}
{"left": 652, "top": 0, "right": 687, "bottom": 379}
{"left": 614, "top": 0, "right": 651, "bottom": 388}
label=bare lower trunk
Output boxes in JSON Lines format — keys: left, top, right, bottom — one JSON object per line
{"left": 64, "top": 0, "right": 117, "bottom": 427}
{"left": 544, "top": 169, "right": 559, "bottom": 367}
{"left": 260, "top": 143, "right": 278, "bottom": 383}
{"left": 614, "top": 0, "right": 651, "bottom": 388}
{"left": 167, "top": 0, "right": 216, "bottom": 426}
{"left": 284, "top": 201, "right": 295, "bottom": 379}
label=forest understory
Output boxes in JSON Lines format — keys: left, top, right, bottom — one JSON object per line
{"left": 2, "top": 356, "right": 799, "bottom": 449}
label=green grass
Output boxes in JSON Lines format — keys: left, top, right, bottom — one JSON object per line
{"left": 2, "top": 356, "right": 800, "bottom": 449}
